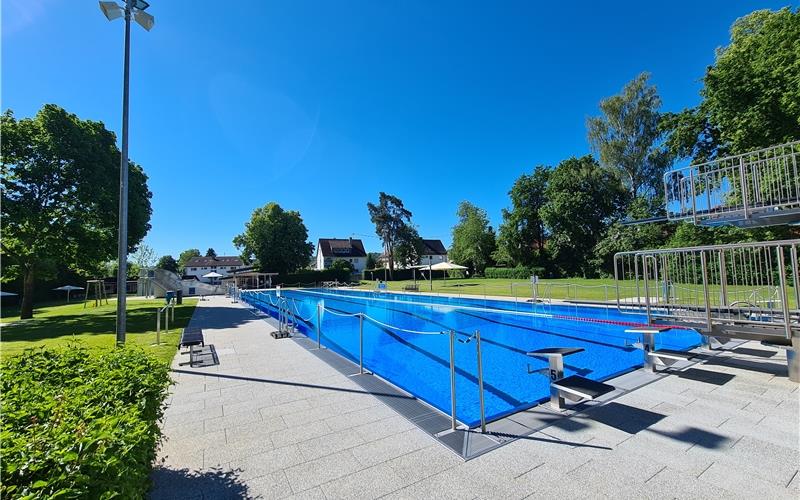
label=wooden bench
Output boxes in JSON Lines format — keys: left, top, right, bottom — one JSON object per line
{"left": 403, "top": 284, "right": 420, "bottom": 292}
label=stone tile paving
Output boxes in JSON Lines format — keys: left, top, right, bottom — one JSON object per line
{"left": 150, "top": 295, "right": 799, "bottom": 499}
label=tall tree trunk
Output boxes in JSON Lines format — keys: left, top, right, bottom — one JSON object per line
{"left": 20, "top": 264, "right": 35, "bottom": 319}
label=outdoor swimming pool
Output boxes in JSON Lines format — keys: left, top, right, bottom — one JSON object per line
{"left": 241, "top": 288, "right": 702, "bottom": 427}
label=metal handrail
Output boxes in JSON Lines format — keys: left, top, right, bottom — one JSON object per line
{"left": 613, "top": 239, "right": 799, "bottom": 338}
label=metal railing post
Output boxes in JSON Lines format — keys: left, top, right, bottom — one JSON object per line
{"left": 739, "top": 157, "right": 749, "bottom": 219}
{"left": 689, "top": 170, "right": 698, "bottom": 224}
{"left": 359, "top": 313, "right": 364, "bottom": 374}
{"left": 475, "top": 329, "right": 486, "bottom": 433}
{"left": 642, "top": 256, "right": 652, "bottom": 324}
{"left": 791, "top": 244, "right": 799, "bottom": 311}
{"left": 165, "top": 305, "right": 170, "bottom": 335}
{"left": 316, "top": 302, "right": 322, "bottom": 349}
{"left": 700, "top": 252, "right": 712, "bottom": 332}
{"left": 719, "top": 250, "right": 728, "bottom": 307}
{"left": 156, "top": 308, "right": 161, "bottom": 345}
{"left": 776, "top": 249, "right": 792, "bottom": 339}
{"left": 449, "top": 329, "right": 457, "bottom": 431}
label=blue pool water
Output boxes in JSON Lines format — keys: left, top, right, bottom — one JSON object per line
{"left": 241, "top": 288, "right": 701, "bottom": 426}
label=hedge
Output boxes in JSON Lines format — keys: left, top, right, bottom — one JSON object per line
{"left": 1, "top": 345, "right": 171, "bottom": 499}
{"left": 279, "top": 268, "right": 351, "bottom": 285}
{"left": 484, "top": 266, "right": 547, "bottom": 279}
{"left": 362, "top": 268, "right": 416, "bottom": 281}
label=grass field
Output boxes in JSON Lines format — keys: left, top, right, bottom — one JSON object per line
{"left": 356, "top": 277, "right": 798, "bottom": 308}
{"left": 0, "top": 298, "right": 198, "bottom": 364}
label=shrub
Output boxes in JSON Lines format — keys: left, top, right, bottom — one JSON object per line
{"left": 280, "top": 268, "right": 351, "bottom": 285}
{"left": 362, "top": 268, "right": 416, "bottom": 281}
{"left": 484, "top": 266, "right": 547, "bottom": 279}
{"left": 1, "top": 345, "right": 171, "bottom": 499}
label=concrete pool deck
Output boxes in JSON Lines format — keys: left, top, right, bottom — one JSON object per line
{"left": 151, "top": 295, "right": 799, "bottom": 499}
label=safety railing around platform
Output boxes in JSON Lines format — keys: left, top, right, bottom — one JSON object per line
{"left": 613, "top": 240, "right": 800, "bottom": 338}
{"left": 664, "top": 140, "right": 800, "bottom": 225}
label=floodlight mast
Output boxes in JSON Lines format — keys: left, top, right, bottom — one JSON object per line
{"left": 99, "top": 0, "right": 154, "bottom": 345}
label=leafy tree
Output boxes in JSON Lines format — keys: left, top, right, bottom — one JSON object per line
{"left": 592, "top": 197, "right": 674, "bottom": 275}
{"left": 131, "top": 243, "right": 157, "bottom": 271}
{"left": 666, "top": 8, "right": 800, "bottom": 158}
{"left": 367, "top": 192, "right": 416, "bottom": 275}
{"left": 704, "top": 8, "right": 800, "bottom": 153}
{"left": 587, "top": 72, "right": 673, "bottom": 199}
{"left": 1, "top": 105, "right": 152, "bottom": 319}
{"left": 177, "top": 248, "right": 201, "bottom": 273}
{"left": 450, "top": 201, "right": 496, "bottom": 274}
{"left": 540, "top": 155, "right": 628, "bottom": 277}
{"left": 156, "top": 255, "right": 179, "bottom": 274}
{"left": 329, "top": 259, "right": 355, "bottom": 273}
{"left": 393, "top": 224, "right": 425, "bottom": 269}
{"left": 494, "top": 166, "right": 549, "bottom": 267}
{"left": 365, "top": 253, "right": 379, "bottom": 270}
{"left": 233, "top": 202, "right": 313, "bottom": 275}
{"left": 205, "top": 248, "right": 217, "bottom": 258}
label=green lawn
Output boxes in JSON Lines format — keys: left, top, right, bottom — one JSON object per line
{"left": 0, "top": 298, "right": 198, "bottom": 364}
{"left": 356, "top": 277, "right": 798, "bottom": 307}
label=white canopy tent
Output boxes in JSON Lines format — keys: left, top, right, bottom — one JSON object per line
{"left": 202, "top": 271, "right": 223, "bottom": 284}
{"left": 418, "top": 261, "right": 468, "bottom": 290}
{"left": 53, "top": 285, "right": 84, "bottom": 303}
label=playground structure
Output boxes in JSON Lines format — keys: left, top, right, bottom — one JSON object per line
{"left": 83, "top": 280, "right": 109, "bottom": 308}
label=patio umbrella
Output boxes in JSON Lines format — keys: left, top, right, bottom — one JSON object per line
{"left": 202, "top": 271, "right": 223, "bottom": 284}
{"left": 53, "top": 285, "right": 84, "bottom": 303}
{"left": 429, "top": 262, "right": 468, "bottom": 284}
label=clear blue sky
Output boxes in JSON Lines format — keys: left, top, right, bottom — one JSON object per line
{"left": 2, "top": 1, "right": 790, "bottom": 257}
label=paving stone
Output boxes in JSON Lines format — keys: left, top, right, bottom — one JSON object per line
{"left": 283, "top": 450, "right": 364, "bottom": 493}
{"left": 203, "top": 409, "right": 262, "bottom": 433}
{"left": 698, "top": 461, "right": 797, "bottom": 499}
{"left": 244, "top": 470, "right": 293, "bottom": 499}
{"left": 227, "top": 445, "right": 306, "bottom": 482}
{"left": 297, "top": 428, "right": 367, "bottom": 461}
{"left": 350, "top": 428, "right": 435, "bottom": 467}
{"left": 320, "top": 463, "right": 408, "bottom": 499}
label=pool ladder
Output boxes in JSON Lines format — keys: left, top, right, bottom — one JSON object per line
{"left": 273, "top": 297, "right": 295, "bottom": 339}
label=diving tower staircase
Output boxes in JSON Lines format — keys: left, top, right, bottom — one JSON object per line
{"left": 616, "top": 140, "right": 800, "bottom": 381}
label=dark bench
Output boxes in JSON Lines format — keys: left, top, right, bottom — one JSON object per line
{"left": 178, "top": 328, "right": 207, "bottom": 367}
{"left": 403, "top": 284, "right": 419, "bottom": 292}
{"left": 527, "top": 347, "right": 615, "bottom": 410}
{"left": 179, "top": 327, "right": 204, "bottom": 348}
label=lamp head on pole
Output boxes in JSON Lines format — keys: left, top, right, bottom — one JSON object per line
{"left": 99, "top": 0, "right": 155, "bottom": 30}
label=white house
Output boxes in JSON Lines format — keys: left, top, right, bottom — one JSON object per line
{"left": 315, "top": 238, "right": 367, "bottom": 272}
{"left": 379, "top": 239, "right": 449, "bottom": 269}
{"left": 184, "top": 256, "right": 246, "bottom": 283}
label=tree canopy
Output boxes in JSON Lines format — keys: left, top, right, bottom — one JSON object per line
{"left": 494, "top": 166, "right": 549, "bottom": 267}
{"left": 1, "top": 105, "right": 152, "bottom": 318}
{"left": 205, "top": 248, "right": 217, "bottom": 258}
{"left": 177, "top": 249, "right": 201, "bottom": 272}
{"left": 665, "top": 7, "right": 800, "bottom": 159}
{"left": 233, "top": 202, "right": 313, "bottom": 275}
{"left": 156, "top": 255, "right": 179, "bottom": 274}
{"left": 450, "top": 201, "right": 496, "bottom": 274}
{"left": 587, "top": 72, "right": 672, "bottom": 199}
{"left": 367, "top": 192, "right": 417, "bottom": 274}
{"left": 540, "top": 155, "right": 628, "bottom": 277}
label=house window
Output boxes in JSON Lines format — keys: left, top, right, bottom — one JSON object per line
{"left": 191, "top": 267, "right": 197, "bottom": 271}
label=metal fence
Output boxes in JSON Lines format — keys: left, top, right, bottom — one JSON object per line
{"left": 664, "top": 140, "right": 800, "bottom": 225}
{"left": 613, "top": 239, "right": 800, "bottom": 338}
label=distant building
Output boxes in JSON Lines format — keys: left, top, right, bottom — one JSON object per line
{"left": 315, "top": 238, "right": 367, "bottom": 272}
{"left": 184, "top": 256, "right": 246, "bottom": 283}
{"left": 379, "top": 239, "right": 448, "bottom": 269}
